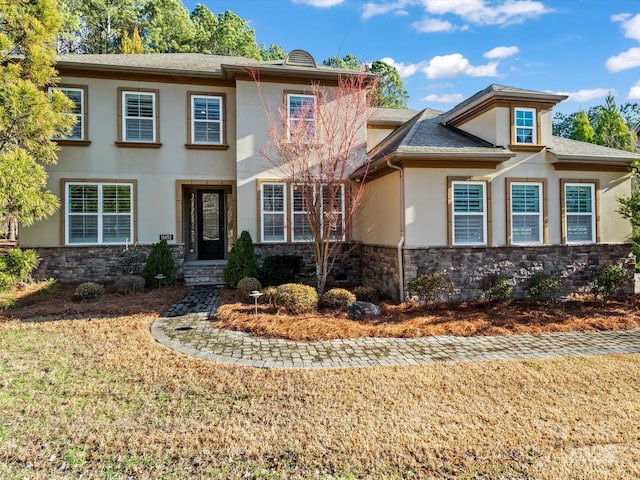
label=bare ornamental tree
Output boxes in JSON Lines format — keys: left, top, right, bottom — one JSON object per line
{"left": 254, "top": 71, "right": 377, "bottom": 294}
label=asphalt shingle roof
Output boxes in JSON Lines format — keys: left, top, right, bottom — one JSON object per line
{"left": 550, "top": 136, "right": 640, "bottom": 161}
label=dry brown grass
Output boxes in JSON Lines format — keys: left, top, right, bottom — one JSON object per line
{"left": 214, "top": 288, "right": 640, "bottom": 341}
{"left": 1, "top": 282, "right": 639, "bottom": 478}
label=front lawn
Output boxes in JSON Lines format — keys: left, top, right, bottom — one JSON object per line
{"left": 0, "top": 281, "right": 639, "bottom": 478}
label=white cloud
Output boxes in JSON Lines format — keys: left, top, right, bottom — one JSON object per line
{"left": 379, "top": 57, "right": 425, "bottom": 78}
{"left": 421, "top": 93, "right": 465, "bottom": 103}
{"left": 422, "top": 53, "right": 499, "bottom": 79}
{"left": 612, "top": 12, "right": 640, "bottom": 41}
{"left": 411, "top": 17, "right": 455, "bottom": 32}
{"left": 292, "top": 0, "right": 344, "bottom": 6}
{"left": 362, "top": 0, "right": 411, "bottom": 19}
{"left": 606, "top": 47, "right": 640, "bottom": 73}
{"left": 629, "top": 81, "right": 640, "bottom": 100}
{"left": 550, "top": 88, "right": 612, "bottom": 102}
{"left": 484, "top": 45, "right": 520, "bottom": 59}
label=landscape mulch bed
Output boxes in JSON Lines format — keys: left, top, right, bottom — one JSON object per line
{"left": 213, "top": 287, "right": 640, "bottom": 341}
{"left": 0, "top": 281, "right": 188, "bottom": 321}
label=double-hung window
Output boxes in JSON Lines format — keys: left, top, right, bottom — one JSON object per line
{"left": 510, "top": 182, "right": 543, "bottom": 244}
{"left": 287, "top": 93, "right": 316, "bottom": 141}
{"left": 514, "top": 108, "right": 536, "bottom": 144}
{"left": 291, "top": 184, "right": 345, "bottom": 242}
{"left": 261, "top": 183, "right": 286, "bottom": 242}
{"left": 122, "top": 90, "right": 156, "bottom": 142}
{"left": 49, "top": 86, "right": 86, "bottom": 141}
{"left": 191, "top": 94, "right": 223, "bottom": 144}
{"left": 66, "top": 182, "right": 134, "bottom": 245}
{"left": 451, "top": 180, "right": 487, "bottom": 245}
{"left": 564, "top": 182, "right": 596, "bottom": 243}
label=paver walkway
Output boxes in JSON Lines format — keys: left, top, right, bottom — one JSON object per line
{"left": 151, "top": 286, "right": 640, "bottom": 369}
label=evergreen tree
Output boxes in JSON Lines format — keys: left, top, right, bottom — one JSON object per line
{"left": 259, "top": 43, "right": 287, "bottom": 61}
{"left": 593, "top": 95, "right": 637, "bottom": 152}
{"left": 224, "top": 231, "right": 259, "bottom": 287}
{"left": 0, "top": 0, "right": 75, "bottom": 239}
{"left": 570, "top": 109, "right": 596, "bottom": 143}
{"left": 211, "top": 10, "right": 261, "bottom": 59}
{"left": 143, "top": 0, "right": 195, "bottom": 53}
{"left": 190, "top": 3, "right": 217, "bottom": 54}
{"left": 121, "top": 26, "right": 144, "bottom": 53}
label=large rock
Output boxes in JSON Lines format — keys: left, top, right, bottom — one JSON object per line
{"left": 347, "top": 301, "right": 381, "bottom": 321}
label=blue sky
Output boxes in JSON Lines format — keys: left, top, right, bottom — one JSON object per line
{"left": 184, "top": 0, "right": 640, "bottom": 114}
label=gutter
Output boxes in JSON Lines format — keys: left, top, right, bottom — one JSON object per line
{"left": 386, "top": 158, "right": 406, "bottom": 302}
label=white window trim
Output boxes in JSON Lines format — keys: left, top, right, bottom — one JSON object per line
{"left": 290, "top": 184, "right": 345, "bottom": 243}
{"left": 564, "top": 182, "right": 596, "bottom": 244}
{"left": 510, "top": 181, "right": 543, "bottom": 245}
{"left": 122, "top": 90, "right": 156, "bottom": 143}
{"left": 261, "top": 182, "right": 287, "bottom": 243}
{"left": 287, "top": 93, "right": 316, "bottom": 141}
{"left": 452, "top": 180, "right": 487, "bottom": 246}
{"left": 65, "top": 182, "right": 134, "bottom": 246}
{"left": 49, "top": 86, "right": 85, "bottom": 140}
{"left": 514, "top": 107, "right": 536, "bottom": 145}
{"left": 190, "top": 94, "right": 223, "bottom": 145}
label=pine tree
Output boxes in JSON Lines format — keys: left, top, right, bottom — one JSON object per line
{"left": 0, "top": 0, "right": 75, "bottom": 239}
{"left": 593, "top": 95, "right": 637, "bottom": 152}
{"left": 570, "top": 109, "right": 596, "bottom": 144}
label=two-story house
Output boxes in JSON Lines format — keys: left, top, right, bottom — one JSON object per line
{"left": 21, "top": 53, "right": 640, "bottom": 300}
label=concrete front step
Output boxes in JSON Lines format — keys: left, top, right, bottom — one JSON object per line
{"left": 183, "top": 261, "right": 227, "bottom": 287}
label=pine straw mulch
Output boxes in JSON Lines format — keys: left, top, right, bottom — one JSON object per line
{"left": 0, "top": 280, "right": 188, "bottom": 321}
{"left": 214, "top": 287, "right": 640, "bottom": 341}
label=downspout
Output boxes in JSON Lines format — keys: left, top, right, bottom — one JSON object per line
{"left": 386, "top": 158, "right": 405, "bottom": 302}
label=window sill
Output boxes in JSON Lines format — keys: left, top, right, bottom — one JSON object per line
{"left": 184, "top": 143, "right": 230, "bottom": 151}
{"left": 55, "top": 139, "right": 92, "bottom": 147}
{"left": 508, "top": 143, "right": 545, "bottom": 152}
{"left": 114, "top": 141, "right": 162, "bottom": 149}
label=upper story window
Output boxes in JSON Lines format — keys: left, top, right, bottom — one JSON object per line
{"left": 261, "top": 182, "right": 286, "bottom": 242}
{"left": 66, "top": 182, "right": 134, "bottom": 245}
{"left": 451, "top": 180, "right": 487, "bottom": 245}
{"left": 190, "top": 94, "right": 223, "bottom": 144}
{"left": 287, "top": 93, "right": 316, "bottom": 141}
{"left": 509, "top": 181, "right": 543, "bottom": 244}
{"left": 118, "top": 88, "right": 159, "bottom": 145}
{"left": 563, "top": 182, "right": 596, "bottom": 244}
{"left": 49, "top": 86, "right": 87, "bottom": 142}
{"left": 514, "top": 107, "right": 536, "bottom": 144}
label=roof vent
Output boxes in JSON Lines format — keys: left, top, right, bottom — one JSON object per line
{"left": 284, "top": 49, "right": 317, "bottom": 68}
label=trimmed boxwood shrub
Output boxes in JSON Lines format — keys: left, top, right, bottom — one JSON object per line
{"left": 527, "top": 272, "right": 562, "bottom": 303}
{"left": 224, "top": 231, "right": 259, "bottom": 287}
{"left": 274, "top": 283, "right": 318, "bottom": 314}
{"left": 236, "top": 277, "right": 263, "bottom": 303}
{"left": 352, "top": 285, "right": 378, "bottom": 303}
{"left": 259, "top": 254, "right": 302, "bottom": 287}
{"left": 141, "top": 239, "right": 176, "bottom": 287}
{"left": 321, "top": 288, "right": 356, "bottom": 311}
{"left": 407, "top": 272, "right": 454, "bottom": 304}
{"left": 259, "top": 286, "right": 278, "bottom": 306}
{"left": 74, "top": 282, "right": 104, "bottom": 300}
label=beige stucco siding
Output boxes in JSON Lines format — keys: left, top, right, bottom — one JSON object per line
{"left": 20, "top": 77, "right": 237, "bottom": 247}
{"left": 396, "top": 152, "right": 631, "bottom": 248}
{"left": 353, "top": 171, "right": 401, "bottom": 246}
{"left": 367, "top": 126, "right": 396, "bottom": 150}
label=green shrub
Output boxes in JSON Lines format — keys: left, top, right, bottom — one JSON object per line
{"left": 352, "top": 285, "right": 378, "bottom": 303}
{"left": 274, "top": 283, "right": 318, "bottom": 314}
{"left": 0, "top": 272, "right": 15, "bottom": 293}
{"left": 406, "top": 272, "right": 454, "bottom": 304}
{"left": 479, "top": 274, "right": 513, "bottom": 303}
{"left": 236, "top": 277, "right": 263, "bottom": 303}
{"left": 527, "top": 272, "right": 563, "bottom": 303}
{"left": 114, "top": 275, "right": 146, "bottom": 294}
{"left": 321, "top": 288, "right": 356, "bottom": 311}
{"left": 0, "top": 248, "right": 39, "bottom": 282}
{"left": 73, "top": 282, "right": 104, "bottom": 300}
{"left": 259, "top": 254, "right": 303, "bottom": 287}
{"left": 141, "top": 240, "right": 176, "bottom": 287}
{"left": 121, "top": 244, "right": 146, "bottom": 275}
{"left": 591, "top": 265, "right": 628, "bottom": 301}
{"left": 259, "top": 286, "right": 278, "bottom": 306}
{"left": 224, "top": 231, "right": 259, "bottom": 288}
{"left": 0, "top": 294, "right": 16, "bottom": 310}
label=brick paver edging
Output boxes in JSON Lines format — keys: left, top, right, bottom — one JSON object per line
{"left": 151, "top": 287, "right": 640, "bottom": 369}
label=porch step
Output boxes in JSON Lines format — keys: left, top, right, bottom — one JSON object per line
{"left": 183, "top": 261, "right": 228, "bottom": 287}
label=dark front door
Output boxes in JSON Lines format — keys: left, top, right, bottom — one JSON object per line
{"left": 197, "top": 190, "right": 224, "bottom": 260}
